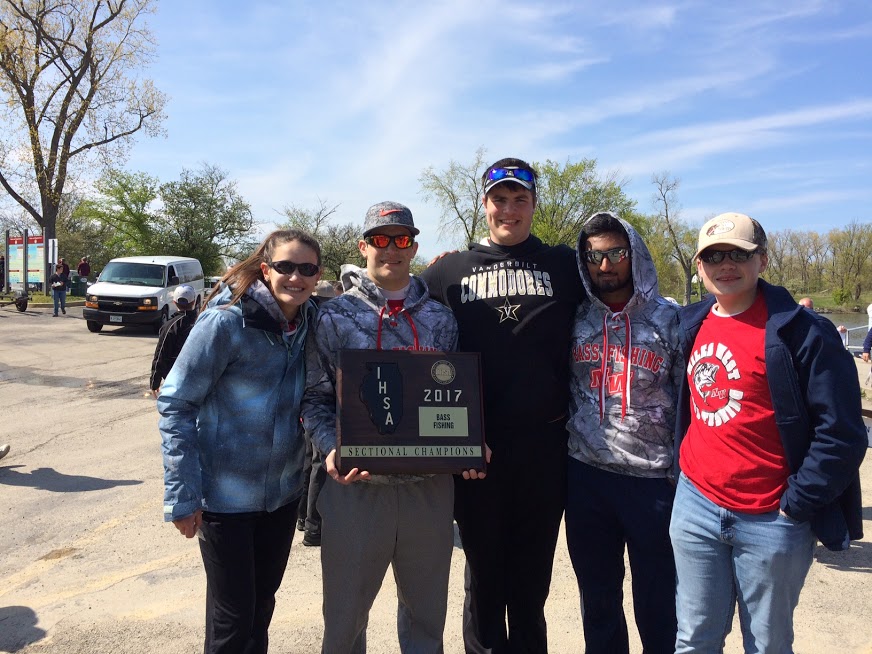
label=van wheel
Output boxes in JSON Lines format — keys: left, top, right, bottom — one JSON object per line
{"left": 153, "top": 307, "right": 169, "bottom": 334}
{"left": 87, "top": 320, "right": 103, "bottom": 333}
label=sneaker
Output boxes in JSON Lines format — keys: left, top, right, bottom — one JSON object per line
{"left": 296, "top": 517, "right": 306, "bottom": 532}
{"left": 53, "top": 313, "right": 58, "bottom": 317}
{"left": 302, "top": 531, "right": 321, "bottom": 547}
{"left": 62, "top": 309, "right": 66, "bottom": 314}
{"left": 0, "top": 444, "right": 10, "bottom": 461}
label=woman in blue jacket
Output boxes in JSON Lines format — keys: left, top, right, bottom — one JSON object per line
{"left": 158, "top": 229, "right": 322, "bottom": 654}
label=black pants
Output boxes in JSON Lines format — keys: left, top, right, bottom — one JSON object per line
{"left": 454, "top": 421, "right": 568, "bottom": 654}
{"left": 296, "top": 428, "right": 326, "bottom": 536}
{"left": 198, "top": 501, "right": 297, "bottom": 654}
{"left": 565, "top": 459, "right": 677, "bottom": 654}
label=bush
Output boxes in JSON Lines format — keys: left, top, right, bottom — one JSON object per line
{"left": 832, "top": 287, "right": 852, "bottom": 305}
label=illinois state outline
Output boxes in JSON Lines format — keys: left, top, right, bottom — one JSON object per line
{"left": 359, "top": 362, "right": 404, "bottom": 434}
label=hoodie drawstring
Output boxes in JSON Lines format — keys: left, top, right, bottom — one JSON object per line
{"left": 376, "top": 305, "right": 420, "bottom": 351}
{"left": 598, "top": 311, "right": 632, "bottom": 422}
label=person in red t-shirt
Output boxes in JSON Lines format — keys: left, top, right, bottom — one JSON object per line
{"left": 671, "top": 213, "right": 866, "bottom": 653}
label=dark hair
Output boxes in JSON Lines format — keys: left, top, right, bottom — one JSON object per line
{"left": 482, "top": 157, "right": 538, "bottom": 197}
{"left": 581, "top": 211, "right": 630, "bottom": 246}
{"left": 750, "top": 218, "right": 768, "bottom": 254}
{"left": 207, "top": 228, "right": 322, "bottom": 308}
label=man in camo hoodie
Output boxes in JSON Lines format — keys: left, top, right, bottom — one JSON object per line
{"left": 302, "top": 201, "right": 482, "bottom": 654}
{"left": 565, "top": 211, "right": 683, "bottom": 654}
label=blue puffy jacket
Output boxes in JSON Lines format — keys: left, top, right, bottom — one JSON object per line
{"left": 675, "top": 280, "right": 866, "bottom": 551}
{"left": 159, "top": 282, "right": 316, "bottom": 521}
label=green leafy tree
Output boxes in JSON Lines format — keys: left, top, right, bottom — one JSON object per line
{"left": 532, "top": 158, "right": 636, "bottom": 247}
{"left": 155, "top": 165, "right": 257, "bottom": 275}
{"left": 55, "top": 191, "right": 115, "bottom": 275}
{"left": 79, "top": 169, "right": 159, "bottom": 253}
{"left": 0, "top": 0, "right": 167, "bottom": 274}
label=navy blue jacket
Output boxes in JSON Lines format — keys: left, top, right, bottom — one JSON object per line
{"left": 675, "top": 280, "right": 866, "bottom": 551}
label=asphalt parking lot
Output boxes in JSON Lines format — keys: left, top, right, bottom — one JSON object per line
{"left": 1, "top": 303, "right": 871, "bottom": 653}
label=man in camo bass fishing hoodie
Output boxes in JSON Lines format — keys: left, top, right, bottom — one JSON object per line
{"left": 565, "top": 211, "right": 683, "bottom": 654}
{"left": 302, "top": 201, "right": 483, "bottom": 654}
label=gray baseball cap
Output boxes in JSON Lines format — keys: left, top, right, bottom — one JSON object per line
{"left": 362, "top": 201, "right": 419, "bottom": 236}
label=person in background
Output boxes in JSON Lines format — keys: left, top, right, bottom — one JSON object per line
{"left": 295, "top": 278, "right": 337, "bottom": 547}
{"left": 566, "top": 211, "right": 682, "bottom": 653}
{"left": 150, "top": 285, "right": 199, "bottom": 398}
{"left": 58, "top": 257, "right": 70, "bottom": 278}
{"left": 671, "top": 212, "right": 866, "bottom": 653}
{"left": 158, "top": 228, "right": 321, "bottom": 654}
{"left": 302, "top": 201, "right": 480, "bottom": 653}
{"left": 77, "top": 257, "right": 91, "bottom": 278}
{"left": 798, "top": 297, "right": 813, "bottom": 310}
{"left": 420, "top": 158, "right": 585, "bottom": 652}
{"left": 49, "top": 263, "right": 67, "bottom": 316}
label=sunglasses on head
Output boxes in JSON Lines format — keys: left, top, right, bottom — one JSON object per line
{"left": 266, "top": 260, "right": 320, "bottom": 276}
{"left": 698, "top": 248, "right": 756, "bottom": 264}
{"left": 364, "top": 234, "right": 415, "bottom": 249}
{"left": 486, "top": 167, "right": 535, "bottom": 184}
{"left": 583, "top": 247, "right": 629, "bottom": 265}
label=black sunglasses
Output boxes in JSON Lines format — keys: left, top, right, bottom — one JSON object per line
{"left": 698, "top": 249, "right": 756, "bottom": 264}
{"left": 266, "top": 260, "right": 320, "bottom": 277}
{"left": 583, "top": 247, "right": 629, "bottom": 265}
{"left": 365, "top": 234, "right": 415, "bottom": 249}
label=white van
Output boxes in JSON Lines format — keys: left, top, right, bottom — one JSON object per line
{"left": 83, "top": 256, "right": 205, "bottom": 333}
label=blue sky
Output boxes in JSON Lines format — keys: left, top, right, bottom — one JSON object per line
{"left": 125, "top": 0, "right": 872, "bottom": 260}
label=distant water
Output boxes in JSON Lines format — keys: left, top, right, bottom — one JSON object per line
{"left": 822, "top": 312, "right": 868, "bottom": 349}
{"left": 823, "top": 312, "right": 868, "bottom": 332}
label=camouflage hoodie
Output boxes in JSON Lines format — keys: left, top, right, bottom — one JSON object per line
{"left": 301, "top": 265, "right": 458, "bottom": 484}
{"left": 567, "top": 214, "right": 683, "bottom": 478}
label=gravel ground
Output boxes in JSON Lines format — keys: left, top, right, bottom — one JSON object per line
{"left": 1, "top": 305, "right": 870, "bottom": 653}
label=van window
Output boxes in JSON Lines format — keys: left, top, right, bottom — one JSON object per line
{"left": 99, "top": 262, "right": 165, "bottom": 287}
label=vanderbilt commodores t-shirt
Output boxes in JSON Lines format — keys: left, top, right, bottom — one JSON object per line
{"left": 680, "top": 292, "right": 789, "bottom": 513}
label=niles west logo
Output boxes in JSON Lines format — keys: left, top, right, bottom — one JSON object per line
{"left": 688, "top": 342, "right": 744, "bottom": 426}
{"left": 360, "top": 362, "right": 404, "bottom": 434}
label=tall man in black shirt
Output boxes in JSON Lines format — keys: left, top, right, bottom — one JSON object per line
{"left": 421, "top": 158, "right": 585, "bottom": 653}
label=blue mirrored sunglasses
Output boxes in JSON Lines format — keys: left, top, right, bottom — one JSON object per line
{"left": 486, "top": 167, "right": 535, "bottom": 183}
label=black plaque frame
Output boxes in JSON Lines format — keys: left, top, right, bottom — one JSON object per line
{"left": 336, "top": 349, "right": 485, "bottom": 475}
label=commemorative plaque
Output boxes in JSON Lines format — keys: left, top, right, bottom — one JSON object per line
{"left": 336, "top": 349, "right": 485, "bottom": 475}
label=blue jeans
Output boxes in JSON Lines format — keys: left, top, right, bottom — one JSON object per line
{"left": 52, "top": 289, "right": 66, "bottom": 315}
{"left": 565, "top": 458, "right": 676, "bottom": 654}
{"left": 670, "top": 473, "right": 815, "bottom": 654}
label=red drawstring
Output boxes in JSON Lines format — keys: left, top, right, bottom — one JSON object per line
{"left": 376, "top": 305, "right": 420, "bottom": 351}
{"left": 598, "top": 311, "right": 632, "bottom": 422}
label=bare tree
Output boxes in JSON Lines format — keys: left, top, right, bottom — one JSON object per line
{"left": 651, "top": 172, "right": 696, "bottom": 305}
{"left": 0, "top": 0, "right": 167, "bottom": 273}
{"left": 419, "top": 146, "right": 488, "bottom": 247}
{"left": 276, "top": 199, "right": 362, "bottom": 280}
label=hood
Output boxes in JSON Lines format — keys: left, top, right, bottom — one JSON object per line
{"left": 576, "top": 212, "right": 662, "bottom": 423}
{"left": 576, "top": 213, "right": 659, "bottom": 313}
{"left": 339, "top": 264, "right": 430, "bottom": 313}
{"left": 86, "top": 280, "right": 164, "bottom": 298}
